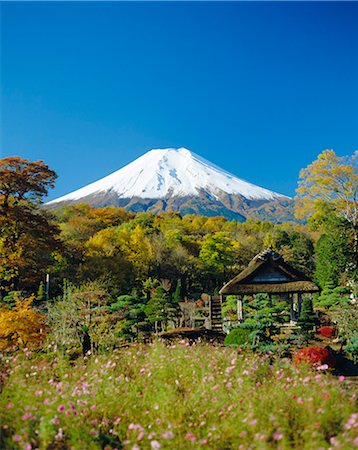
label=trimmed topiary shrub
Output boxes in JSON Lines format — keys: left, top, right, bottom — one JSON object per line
{"left": 293, "top": 346, "right": 336, "bottom": 368}
{"left": 345, "top": 334, "right": 358, "bottom": 364}
{"left": 224, "top": 328, "right": 251, "bottom": 347}
{"left": 297, "top": 297, "right": 319, "bottom": 330}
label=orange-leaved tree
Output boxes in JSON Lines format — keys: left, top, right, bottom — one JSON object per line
{"left": 0, "top": 294, "right": 46, "bottom": 350}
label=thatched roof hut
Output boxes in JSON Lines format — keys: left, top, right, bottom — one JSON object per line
{"left": 219, "top": 249, "right": 320, "bottom": 323}
{"left": 220, "top": 249, "right": 319, "bottom": 296}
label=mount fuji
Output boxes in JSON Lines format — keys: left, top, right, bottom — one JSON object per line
{"left": 47, "top": 148, "right": 293, "bottom": 222}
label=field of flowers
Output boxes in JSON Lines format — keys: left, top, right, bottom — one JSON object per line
{"left": 0, "top": 341, "right": 357, "bottom": 450}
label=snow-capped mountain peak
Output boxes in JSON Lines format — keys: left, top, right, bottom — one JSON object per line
{"left": 47, "top": 147, "right": 289, "bottom": 204}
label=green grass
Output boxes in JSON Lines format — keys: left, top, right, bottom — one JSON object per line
{"left": 0, "top": 341, "right": 357, "bottom": 449}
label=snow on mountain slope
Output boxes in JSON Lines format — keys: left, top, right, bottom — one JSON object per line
{"left": 47, "top": 148, "right": 289, "bottom": 204}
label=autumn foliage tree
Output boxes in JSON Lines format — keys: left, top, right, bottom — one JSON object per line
{"left": 295, "top": 150, "right": 357, "bottom": 251}
{"left": 0, "top": 294, "right": 46, "bottom": 350}
{"left": 295, "top": 150, "right": 358, "bottom": 282}
{"left": 0, "top": 157, "right": 60, "bottom": 293}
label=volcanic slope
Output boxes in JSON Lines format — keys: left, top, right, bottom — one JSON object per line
{"left": 47, "top": 148, "right": 293, "bottom": 222}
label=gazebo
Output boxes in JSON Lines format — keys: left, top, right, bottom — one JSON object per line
{"left": 219, "top": 248, "right": 320, "bottom": 323}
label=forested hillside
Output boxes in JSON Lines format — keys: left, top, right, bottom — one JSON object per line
{"left": 1, "top": 151, "right": 356, "bottom": 302}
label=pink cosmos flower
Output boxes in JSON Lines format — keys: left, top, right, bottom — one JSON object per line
{"left": 6, "top": 403, "right": 13, "bottom": 409}
{"left": 150, "top": 440, "right": 161, "bottom": 449}
{"left": 13, "top": 435, "right": 22, "bottom": 442}
{"left": 161, "top": 431, "right": 174, "bottom": 439}
{"left": 57, "top": 405, "right": 65, "bottom": 412}
{"left": 273, "top": 432, "right": 283, "bottom": 441}
{"left": 185, "top": 432, "right": 196, "bottom": 443}
{"left": 137, "top": 431, "right": 145, "bottom": 441}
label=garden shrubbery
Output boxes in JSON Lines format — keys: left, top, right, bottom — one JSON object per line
{"left": 224, "top": 327, "right": 251, "bottom": 347}
{"left": 318, "top": 326, "right": 337, "bottom": 338}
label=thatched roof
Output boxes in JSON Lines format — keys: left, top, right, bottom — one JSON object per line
{"left": 220, "top": 249, "right": 320, "bottom": 295}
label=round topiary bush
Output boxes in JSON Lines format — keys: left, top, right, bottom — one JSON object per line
{"left": 293, "top": 346, "right": 336, "bottom": 368}
{"left": 224, "top": 328, "right": 251, "bottom": 347}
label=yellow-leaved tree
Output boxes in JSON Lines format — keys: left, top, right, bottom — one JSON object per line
{"left": 295, "top": 149, "right": 358, "bottom": 260}
{"left": 295, "top": 150, "right": 357, "bottom": 222}
{"left": 0, "top": 295, "right": 46, "bottom": 350}
{"left": 116, "top": 224, "right": 153, "bottom": 280}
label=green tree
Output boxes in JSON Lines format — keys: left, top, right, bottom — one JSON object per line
{"left": 297, "top": 297, "right": 319, "bottom": 330}
{"left": 37, "top": 281, "right": 46, "bottom": 302}
{"left": 315, "top": 282, "right": 350, "bottom": 309}
{"left": 110, "top": 293, "right": 149, "bottom": 341}
{"left": 145, "top": 287, "right": 179, "bottom": 332}
{"left": 173, "top": 279, "right": 182, "bottom": 303}
{"left": 315, "top": 223, "right": 352, "bottom": 288}
{"left": 47, "top": 281, "right": 118, "bottom": 352}
{"left": 199, "top": 232, "right": 234, "bottom": 284}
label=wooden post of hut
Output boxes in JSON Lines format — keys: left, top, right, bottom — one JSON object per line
{"left": 297, "top": 293, "right": 302, "bottom": 317}
{"left": 237, "top": 295, "right": 243, "bottom": 321}
{"left": 289, "top": 293, "right": 296, "bottom": 323}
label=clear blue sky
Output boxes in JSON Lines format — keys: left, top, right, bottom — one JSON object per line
{"left": 1, "top": 1, "right": 357, "bottom": 200}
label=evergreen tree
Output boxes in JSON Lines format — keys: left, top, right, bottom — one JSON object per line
{"left": 315, "top": 216, "right": 352, "bottom": 288}
{"left": 315, "top": 282, "right": 350, "bottom": 308}
{"left": 173, "top": 279, "right": 182, "bottom": 303}
{"left": 37, "top": 281, "right": 46, "bottom": 302}
{"left": 297, "top": 297, "right": 319, "bottom": 329}
{"left": 145, "top": 287, "right": 180, "bottom": 332}
{"left": 110, "top": 293, "right": 148, "bottom": 340}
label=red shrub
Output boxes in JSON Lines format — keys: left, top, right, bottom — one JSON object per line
{"left": 317, "top": 326, "right": 337, "bottom": 338}
{"left": 293, "top": 346, "right": 336, "bottom": 368}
